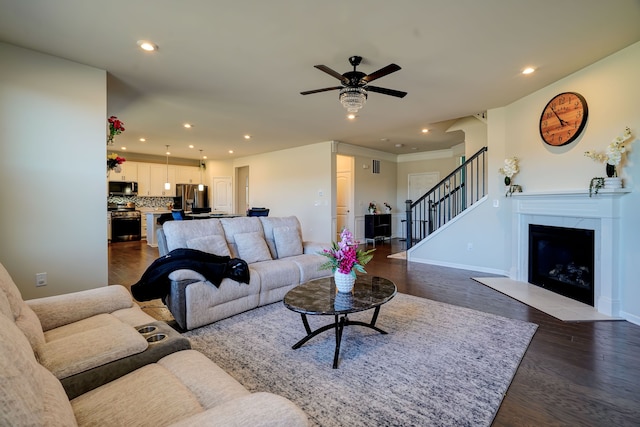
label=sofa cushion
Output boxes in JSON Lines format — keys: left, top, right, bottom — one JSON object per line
{"left": 163, "top": 218, "right": 225, "bottom": 252}
{"left": 186, "top": 235, "right": 231, "bottom": 257}
{"left": 273, "top": 226, "right": 303, "bottom": 258}
{"left": 0, "top": 263, "right": 46, "bottom": 353}
{"left": 0, "top": 315, "right": 77, "bottom": 427}
{"left": 40, "top": 314, "right": 148, "bottom": 380}
{"left": 234, "top": 232, "right": 272, "bottom": 264}
{"left": 259, "top": 216, "right": 302, "bottom": 258}
{"left": 71, "top": 363, "right": 204, "bottom": 426}
{"left": 220, "top": 217, "right": 264, "bottom": 258}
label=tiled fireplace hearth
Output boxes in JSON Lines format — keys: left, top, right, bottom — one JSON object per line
{"left": 511, "top": 189, "right": 630, "bottom": 317}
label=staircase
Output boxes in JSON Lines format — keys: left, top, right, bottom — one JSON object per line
{"left": 404, "top": 147, "right": 488, "bottom": 248}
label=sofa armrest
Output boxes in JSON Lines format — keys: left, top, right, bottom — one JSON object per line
{"left": 168, "top": 269, "right": 206, "bottom": 282}
{"left": 168, "top": 392, "right": 309, "bottom": 427}
{"left": 303, "top": 241, "right": 329, "bottom": 254}
{"left": 26, "top": 285, "right": 135, "bottom": 331}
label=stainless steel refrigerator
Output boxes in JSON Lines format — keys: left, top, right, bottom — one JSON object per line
{"left": 175, "top": 184, "right": 208, "bottom": 211}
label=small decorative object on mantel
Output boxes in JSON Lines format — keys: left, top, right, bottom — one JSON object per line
{"left": 498, "top": 157, "right": 520, "bottom": 196}
{"left": 319, "top": 227, "right": 375, "bottom": 293}
{"left": 384, "top": 202, "right": 392, "bottom": 213}
{"left": 107, "top": 153, "right": 126, "bottom": 177}
{"left": 589, "top": 177, "right": 605, "bottom": 197}
{"left": 107, "top": 116, "right": 125, "bottom": 145}
{"left": 368, "top": 202, "right": 377, "bottom": 214}
{"left": 506, "top": 184, "right": 523, "bottom": 197}
{"left": 584, "top": 126, "right": 633, "bottom": 191}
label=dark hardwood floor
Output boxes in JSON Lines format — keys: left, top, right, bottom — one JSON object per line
{"left": 109, "top": 238, "right": 640, "bottom": 426}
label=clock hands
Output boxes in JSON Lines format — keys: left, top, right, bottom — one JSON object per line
{"left": 550, "top": 106, "right": 569, "bottom": 127}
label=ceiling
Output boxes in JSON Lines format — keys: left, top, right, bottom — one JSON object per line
{"left": 1, "top": 1, "right": 639, "bottom": 161}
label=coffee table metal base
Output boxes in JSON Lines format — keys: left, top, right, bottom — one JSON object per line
{"left": 292, "top": 306, "right": 387, "bottom": 369}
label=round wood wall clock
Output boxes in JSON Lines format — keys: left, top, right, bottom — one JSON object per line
{"left": 539, "top": 92, "right": 588, "bottom": 146}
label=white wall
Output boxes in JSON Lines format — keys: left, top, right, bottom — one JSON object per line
{"left": 0, "top": 43, "right": 108, "bottom": 299}
{"left": 233, "top": 142, "right": 333, "bottom": 242}
{"left": 409, "top": 41, "right": 640, "bottom": 323}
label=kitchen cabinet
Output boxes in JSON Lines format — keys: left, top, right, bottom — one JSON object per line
{"left": 364, "top": 214, "right": 391, "bottom": 245}
{"left": 108, "top": 161, "right": 138, "bottom": 182}
{"left": 135, "top": 164, "right": 176, "bottom": 197}
{"left": 145, "top": 211, "right": 170, "bottom": 247}
{"left": 175, "top": 166, "right": 202, "bottom": 185}
{"left": 149, "top": 164, "right": 176, "bottom": 197}
{"left": 136, "top": 163, "right": 151, "bottom": 196}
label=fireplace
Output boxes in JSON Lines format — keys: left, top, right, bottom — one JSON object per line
{"left": 528, "top": 224, "right": 594, "bottom": 306}
{"left": 513, "top": 189, "right": 629, "bottom": 317}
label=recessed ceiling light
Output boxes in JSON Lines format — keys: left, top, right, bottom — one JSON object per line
{"left": 136, "top": 40, "right": 158, "bottom": 52}
{"left": 203, "top": 155, "right": 207, "bottom": 159}
{"left": 121, "top": 147, "right": 127, "bottom": 150}
{"left": 244, "top": 135, "right": 251, "bottom": 140}
{"left": 139, "top": 138, "right": 146, "bottom": 142}
{"left": 189, "top": 144, "right": 194, "bottom": 148}
{"left": 347, "top": 114, "right": 356, "bottom": 120}
{"left": 421, "top": 128, "right": 429, "bottom": 133}
{"left": 228, "top": 150, "right": 234, "bottom": 154}
{"left": 184, "top": 123, "right": 193, "bottom": 128}
{"left": 522, "top": 67, "right": 535, "bottom": 75}
{"left": 395, "top": 143, "right": 404, "bottom": 148}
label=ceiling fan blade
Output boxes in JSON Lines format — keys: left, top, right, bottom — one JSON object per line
{"left": 362, "top": 64, "right": 401, "bottom": 83}
{"left": 300, "top": 86, "right": 342, "bottom": 95}
{"left": 314, "top": 65, "right": 348, "bottom": 83}
{"left": 366, "top": 85, "right": 407, "bottom": 98}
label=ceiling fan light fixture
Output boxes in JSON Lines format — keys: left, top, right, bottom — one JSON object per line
{"left": 339, "top": 87, "right": 367, "bottom": 113}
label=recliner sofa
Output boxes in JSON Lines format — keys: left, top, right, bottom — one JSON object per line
{"left": 0, "top": 261, "right": 309, "bottom": 426}
{"left": 155, "top": 216, "right": 330, "bottom": 330}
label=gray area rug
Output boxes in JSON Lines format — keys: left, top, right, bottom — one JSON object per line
{"left": 184, "top": 293, "right": 538, "bottom": 426}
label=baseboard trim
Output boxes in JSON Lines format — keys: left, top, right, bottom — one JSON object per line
{"left": 407, "top": 256, "right": 507, "bottom": 276}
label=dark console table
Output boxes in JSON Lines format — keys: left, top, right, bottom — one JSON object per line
{"left": 364, "top": 213, "right": 391, "bottom": 245}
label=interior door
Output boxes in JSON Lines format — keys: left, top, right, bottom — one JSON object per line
{"left": 213, "top": 177, "right": 232, "bottom": 213}
{"left": 336, "top": 155, "right": 354, "bottom": 241}
{"left": 235, "top": 166, "right": 249, "bottom": 215}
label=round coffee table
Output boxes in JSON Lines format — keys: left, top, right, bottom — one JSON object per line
{"left": 283, "top": 274, "right": 396, "bottom": 368}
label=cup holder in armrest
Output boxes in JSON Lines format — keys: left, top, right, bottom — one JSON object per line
{"left": 137, "top": 325, "right": 158, "bottom": 335}
{"left": 146, "top": 333, "right": 167, "bottom": 343}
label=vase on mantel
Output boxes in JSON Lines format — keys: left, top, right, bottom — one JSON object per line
{"left": 334, "top": 270, "right": 356, "bottom": 293}
{"left": 604, "top": 164, "right": 623, "bottom": 189}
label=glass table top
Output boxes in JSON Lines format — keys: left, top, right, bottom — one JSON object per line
{"left": 284, "top": 274, "right": 397, "bottom": 315}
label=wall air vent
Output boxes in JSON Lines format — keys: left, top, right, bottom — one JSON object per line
{"left": 372, "top": 159, "right": 381, "bottom": 174}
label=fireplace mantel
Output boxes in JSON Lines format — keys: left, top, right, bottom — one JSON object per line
{"left": 511, "top": 188, "right": 630, "bottom": 317}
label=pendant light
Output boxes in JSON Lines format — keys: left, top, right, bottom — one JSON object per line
{"left": 164, "top": 145, "right": 171, "bottom": 190}
{"left": 198, "top": 149, "right": 204, "bottom": 191}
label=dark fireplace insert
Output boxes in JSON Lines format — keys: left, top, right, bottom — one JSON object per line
{"left": 528, "top": 224, "right": 594, "bottom": 306}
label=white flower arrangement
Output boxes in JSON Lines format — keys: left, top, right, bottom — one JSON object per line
{"left": 498, "top": 157, "right": 519, "bottom": 186}
{"left": 584, "top": 127, "right": 633, "bottom": 167}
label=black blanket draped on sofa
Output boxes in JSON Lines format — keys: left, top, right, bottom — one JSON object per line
{"left": 131, "top": 248, "right": 250, "bottom": 302}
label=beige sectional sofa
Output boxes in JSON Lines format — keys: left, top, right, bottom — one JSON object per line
{"left": 0, "top": 262, "right": 309, "bottom": 426}
{"left": 156, "top": 216, "right": 330, "bottom": 330}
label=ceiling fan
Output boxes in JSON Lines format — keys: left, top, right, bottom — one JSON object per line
{"left": 300, "top": 56, "right": 407, "bottom": 113}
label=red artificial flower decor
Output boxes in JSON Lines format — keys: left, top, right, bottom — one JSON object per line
{"left": 107, "top": 116, "right": 125, "bottom": 144}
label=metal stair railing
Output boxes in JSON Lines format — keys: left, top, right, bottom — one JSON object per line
{"left": 405, "top": 147, "right": 488, "bottom": 248}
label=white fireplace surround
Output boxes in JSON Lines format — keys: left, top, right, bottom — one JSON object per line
{"left": 511, "top": 189, "right": 630, "bottom": 317}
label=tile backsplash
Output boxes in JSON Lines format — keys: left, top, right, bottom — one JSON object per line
{"left": 107, "top": 196, "right": 174, "bottom": 209}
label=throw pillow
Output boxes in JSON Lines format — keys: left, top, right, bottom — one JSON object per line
{"left": 234, "top": 232, "right": 272, "bottom": 264}
{"left": 273, "top": 226, "right": 303, "bottom": 258}
{"left": 186, "top": 235, "right": 231, "bottom": 257}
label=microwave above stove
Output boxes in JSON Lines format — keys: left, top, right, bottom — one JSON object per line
{"left": 109, "top": 181, "right": 138, "bottom": 196}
